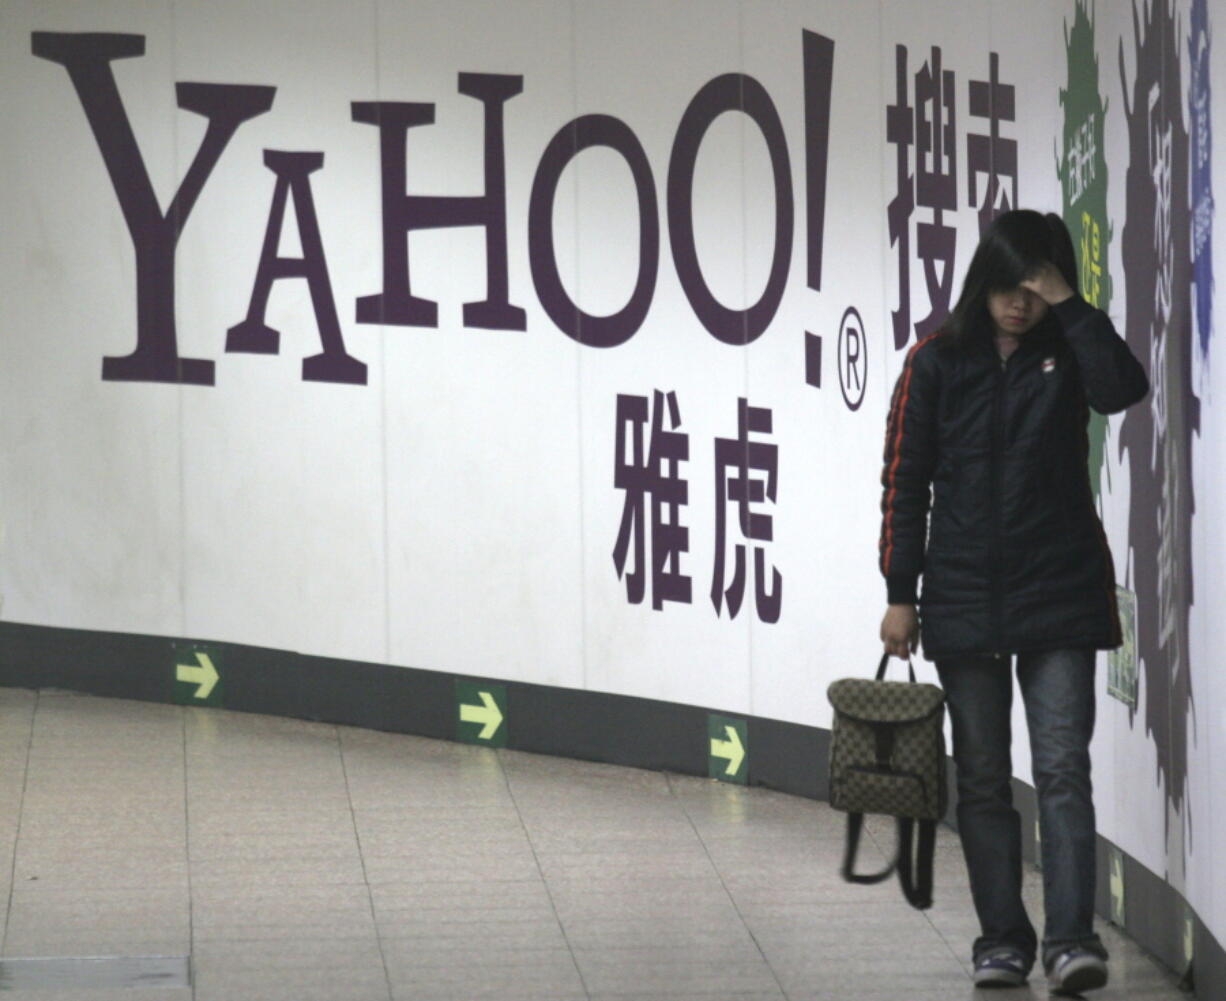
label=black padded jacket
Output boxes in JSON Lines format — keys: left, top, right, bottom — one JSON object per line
{"left": 878, "top": 296, "right": 1149, "bottom": 661}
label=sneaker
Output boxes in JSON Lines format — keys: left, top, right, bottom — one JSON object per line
{"left": 1047, "top": 948, "right": 1109, "bottom": 994}
{"left": 973, "top": 947, "right": 1031, "bottom": 987}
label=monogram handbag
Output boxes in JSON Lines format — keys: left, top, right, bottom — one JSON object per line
{"left": 827, "top": 653, "right": 947, "bottom": 909}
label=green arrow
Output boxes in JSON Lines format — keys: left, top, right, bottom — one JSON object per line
{"left": 1109, "top": 850, "right": 1125, "bottom": 924}
{"left": 176, "top": 651, "right": 219, "bottom": 700}
{"left": 710, "top": 725, "right": 745, "bottom": 777}
{"left": 459, "top": 690, "right": 503, "bottom": 740}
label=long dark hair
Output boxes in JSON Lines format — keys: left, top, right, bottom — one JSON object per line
{"left": 940, "top": 209, "right": 1079, "bottom": 345}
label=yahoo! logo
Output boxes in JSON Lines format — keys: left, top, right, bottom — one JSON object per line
{"left": 31, "top": 30, "right": 835, "bottom": 387}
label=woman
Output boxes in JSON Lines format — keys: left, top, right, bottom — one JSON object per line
{"left": 878, "top": 209, "right": 1148, "bottom": 993}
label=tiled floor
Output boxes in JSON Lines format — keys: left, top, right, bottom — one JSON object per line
{"left": 0, "top": 687, "right": 1191, "bottom": 1001}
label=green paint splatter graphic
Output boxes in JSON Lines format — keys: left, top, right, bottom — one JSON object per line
{"left": 1057, "top": 0, "right": 1112, "bottom": 500}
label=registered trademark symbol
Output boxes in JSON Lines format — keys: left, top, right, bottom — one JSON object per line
{"left": 837, "top": 306, "right": 866, "bottom": 411}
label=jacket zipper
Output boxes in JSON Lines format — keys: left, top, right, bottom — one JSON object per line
{"left": 990, "top": 354, "right": 1007, "bottom": 655}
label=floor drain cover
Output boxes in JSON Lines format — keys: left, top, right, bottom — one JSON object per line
{"left": 0, "top": 955, "right": 190, "bottom": 990}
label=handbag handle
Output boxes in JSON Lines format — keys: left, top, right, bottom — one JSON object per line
{"left": 876, "top": 652, "right": 917, "bottom": 683}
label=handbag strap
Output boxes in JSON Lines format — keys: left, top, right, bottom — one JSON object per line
{"left": 841, "top": 813, "right": 936, "bottom": 909}
{"left": 840, "top": 812, "right": 898, "bottom": 884}
{"left": 896, "top": 817, "right": 936, "bottom": 910}
{"left": 875, "top": 652, "right": 918, "bottom": 683}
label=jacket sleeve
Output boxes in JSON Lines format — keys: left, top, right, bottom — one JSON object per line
{"left": 1053, "top": 296, "right": 1149, "bottom": 414}
{"left": 879, "top": 336, "right": 939, "bottom": 604}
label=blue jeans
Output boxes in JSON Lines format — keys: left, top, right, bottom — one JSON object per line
{"left": 935, "top": 648, "right": 1108, "bottom": 969}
